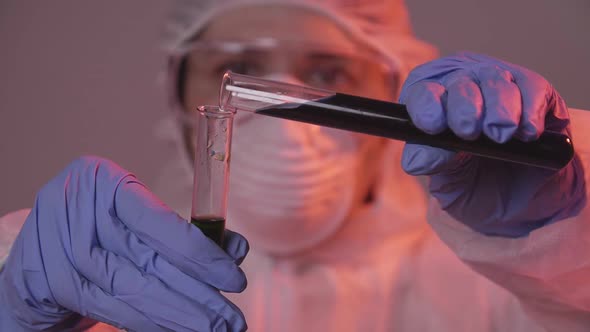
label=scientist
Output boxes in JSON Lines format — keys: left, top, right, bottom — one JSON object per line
{"left": 1, "top": 0, "right": 590, "bottom": 331}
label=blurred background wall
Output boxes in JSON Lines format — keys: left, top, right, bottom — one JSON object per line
{"left": 1, "top": 0, "right": 589, "bottom": 215}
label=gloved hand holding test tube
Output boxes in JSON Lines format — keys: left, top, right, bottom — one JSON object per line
{"left": 219, "top": 71, "right": 574, "bottom": 171}
{"left": 192, "top": 70, "right": 575, "bottom": 245}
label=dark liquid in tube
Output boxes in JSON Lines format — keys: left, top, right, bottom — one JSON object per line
{"left": 191, "top": 217, "right": 225, "bottom": 246}
{"left": 255, "top": 93, "right": 573, "bottom": 170}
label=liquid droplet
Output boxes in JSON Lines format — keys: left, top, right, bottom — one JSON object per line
{"left": 213, "top": 152, "right": 226, "bottom": 161}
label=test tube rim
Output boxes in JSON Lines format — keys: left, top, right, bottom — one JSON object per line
{"left": 197, "top": 105, "right": 235, "bottom": 119}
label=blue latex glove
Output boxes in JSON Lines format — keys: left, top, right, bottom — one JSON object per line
{"left": 399, "top": 52, "right": 586, "bottom": 237}
{"left": 0, "top": 156, "right": 249, "bottom": 332}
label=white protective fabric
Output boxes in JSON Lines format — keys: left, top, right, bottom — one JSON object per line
{"left": 0, "top": 209, "right": 29, "bottom": 270}
{"left": 4, "top": 109, "right": 590, "bottom": 331}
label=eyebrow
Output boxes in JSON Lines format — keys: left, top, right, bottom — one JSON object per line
{"left": 305, "top": 52, "right": 354, "bottom": 63}
{"left": 191, "top": 49, "right": 269, "bottom": 68}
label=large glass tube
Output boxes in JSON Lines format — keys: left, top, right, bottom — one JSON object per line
{"left": 190, "top": 105, "right": 234, "bottom": 246}
{"left": 220, "top": 71, "right": 574, "bottom": 170}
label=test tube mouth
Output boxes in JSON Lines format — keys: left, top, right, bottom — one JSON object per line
{"left": 220, "top": 72, "right": 235, "bottom": 112}
{"left": 219, "top": 71, "right": 334, "bottom": 113}
{"left": 197, "top": 105, "right": 235, "bottom": 118}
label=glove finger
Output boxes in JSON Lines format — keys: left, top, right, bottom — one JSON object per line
{"left": 112, "top": 179, "right": 247, "bottom": 292}
{"left": 475, "top": 65, "right": 522, "bottom": 143}
{"left": 77, "top": 247, "right": 246, "bottom": 332}
{"left": 442, "top": 71, "right": 484, "bottom": 140}
{"left": 143, "top": 251, "right": 248, "bottom": 330}
{"left": 508, "top": 67, "right": 553, "bottom": 141}
{"left": 401, "top": 143, "right": 458, "bottom": 175}
{"left": 401, "top": 56, "right": 467, "bottom": 89}
{"left": 401, "top": 81, "right": 448, "bottom": 135}
{"left": 96, "top": 212, "right": 249, "bottom": 295}
{"left": 223, "top": 229, "right": 250, "bottom": 266}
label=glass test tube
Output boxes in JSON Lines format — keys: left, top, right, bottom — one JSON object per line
{"left": 190, "top": 105, "right": 234, "bottom": 246}
{"left": 219, "top": 71, "right": 574, "bottom": 170}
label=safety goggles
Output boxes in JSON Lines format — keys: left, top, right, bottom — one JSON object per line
{"left": 172, "top": 38, "right": 400, "bottom": 104}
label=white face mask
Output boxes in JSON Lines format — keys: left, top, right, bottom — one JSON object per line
{"left": 227, "top": 74, "right": 383, "bottom": 255}
{"left": 228, "top": 114, "right": 366, "bottom": 255}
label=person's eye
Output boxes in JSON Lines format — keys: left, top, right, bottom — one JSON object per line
{"left": 303, "top": 65, "right": 356, "bottom": 90}
{"left": 214, "top": 60, "right": 263, "bottom": 77}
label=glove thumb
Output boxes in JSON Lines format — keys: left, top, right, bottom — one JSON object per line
{"left": 401, "top": 143, "right": 467, "bottom": 175}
